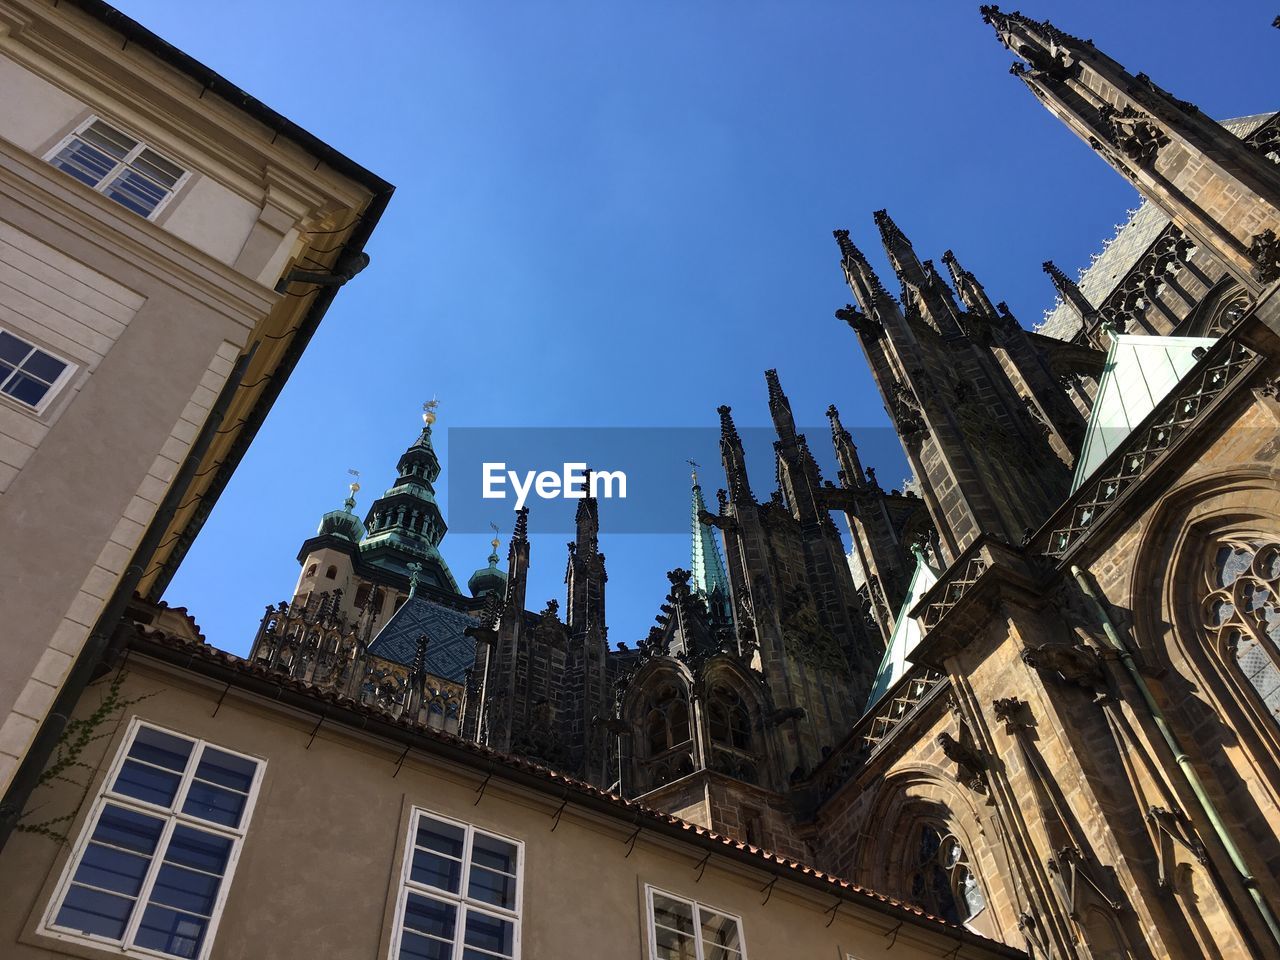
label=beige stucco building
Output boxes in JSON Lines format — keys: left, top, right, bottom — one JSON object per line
{"left": 0, "top": 0, "right": 391, "bottom": 799}
{"left": 0, "top": 603, "right": 1023, "bottom": 960}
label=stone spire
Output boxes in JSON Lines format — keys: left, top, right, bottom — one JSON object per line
{"left": 873, "top": 209, "right": 965, "bottom": 339}
{"left": 827, "top": 404, "right": 866, "bottom": 490}
{"left": 566, "top": 470, "right": 605, "bottom": 633}
{"left": 981, "top": 5, "right": 1280, "bottom": 290}
{"left": 834, "top": 217, "right": 1072, "bottom": 560}
{"left": 942, "top": 249, "right": 999, "bottom": 324}
{"left": 833, "top": 229, "right": 891, "bottom": 318}
{"left": 717, "top": 405, "right": 753, "bottom": 505}
{"left": 1043, "top": 260, "right": 1100, "bottom": 334}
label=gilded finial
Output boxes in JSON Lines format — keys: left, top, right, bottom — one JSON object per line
{"left": 489, "top": 522, "right": 501, "bottom": 558}
{"left": 422, "top": 397, "right": 440, "bottom": 427}
{"left": 344, "top": 468, "right": 361, "bottom": 511}
{"left": 686, "top": 458, "right": 699, "bottom": 485}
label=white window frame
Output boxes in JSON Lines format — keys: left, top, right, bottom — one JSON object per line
{"left": 645, "top": 885, "right": 747, "bottom": 960}
{"left": 389, "top": 807, "right": 524, "bottom": 960}
{"left": 0, "top": 326, "right": 78, "bottom": 414}
{"left": 43, "top": 116, "right": 190, "bottom": 221}
{"left": 39, "top": 717, "right": 264, "bottom": 960}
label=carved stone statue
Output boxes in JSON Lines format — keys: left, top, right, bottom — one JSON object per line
{"left": 936, "top": 731, "right": 987, "bottom": 793}
{"left": 1022, "top": 642, "right": 1108, "bottom": 696}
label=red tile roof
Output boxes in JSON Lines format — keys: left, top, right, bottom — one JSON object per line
{"left": 124, "top": 606, "right": 1025, "bottom": 958}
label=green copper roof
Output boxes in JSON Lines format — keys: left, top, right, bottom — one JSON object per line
{"left": 358, "top": 413, "right": 460, "bottom": 593}
{"left": 1071, "top": 334, "right": 1216, "bottom": 493}
{"left": 864, "top": 553, "right": 939, "bottom": 713}
{"left": 690, "top": 478, "right": 730, "bottom": 614}
{"left": 317, "top": 507, "right": 365, "bottom": 542}
{"left": 468, "top": 540, "right": 507, "bottom": 597}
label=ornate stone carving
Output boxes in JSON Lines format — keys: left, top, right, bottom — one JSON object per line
{"left": 1042, "top": 339, "right": 1255, "bottom": 558}
{"left": 1022, "top": 641, "right": 1107, "bottom": 696}
{"left": 1017, "top": 910, "right": 1053, "bottom": 958}
{"left": 936, "top": 731, "right": 987, "bottom": 794}
{"left": 1248, "top": 228, "right": 1280, "bottom": 284}
{"left": 1047, "top": 846, "right": 1124, "bottom": 919}
{"left": 1147, "top": 806, "right": 1208, "bottom": 890}
{"left": 992, "top": 696, "right": 1029, "bottom": 727}
{"left": 1095, "top": 103, "right": 1170, "bottom": 166}
{"left": 889, "top": 381, "right": 926, "bottom": 440}
{"left": 781, "top": 587, "right": 850, "bottom": 678}
{"left": 835, "top": 302, "right": 881, "bottom": 339}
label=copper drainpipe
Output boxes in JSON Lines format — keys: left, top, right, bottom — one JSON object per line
{"left": 1071, "top": 564, "right": 1280, "bottom": 952}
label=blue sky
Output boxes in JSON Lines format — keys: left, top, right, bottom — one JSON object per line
{"left": 119, "top": 0, "right": 1280, "bottom": 654}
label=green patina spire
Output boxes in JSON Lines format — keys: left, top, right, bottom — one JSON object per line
{"left": 315, "top": 469, "right": 366, "bottom": 542}
{"left": 468, "top": 522, "right": 508, "bottom": 598}
{"left": 688, "top": 461, "right": 730, "bottom": 618}
{"left": 359, "top": 400, "right": 460, "bottom": 594}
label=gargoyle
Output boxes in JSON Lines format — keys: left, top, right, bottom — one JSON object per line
{"left": 936, "top": 731, "right": 987, "bottom": 794}
{"left": 1022, "top": 642, "right": 1108, "bottom": 697}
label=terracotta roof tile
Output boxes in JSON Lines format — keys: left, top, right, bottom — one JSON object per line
{"left": 124, "top": 617, "right": 1022, "bottom": 955}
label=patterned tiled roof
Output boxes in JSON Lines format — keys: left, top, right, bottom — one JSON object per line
{"left": 367, "top": 594, "right": 479, "bottom": 682}
{"left": 1037, "top": 114, "right": 1276, "bottom": 341}
{"left": 123, "top": 612, "right": 1026, "bottom": 958}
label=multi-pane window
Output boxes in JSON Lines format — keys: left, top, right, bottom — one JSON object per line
{"left": 706, "top": 686, "right": 758, "bottom": 785}
{"left": 907, "top": 824, "right": 985, "bottom": 925}
{"left": 641, "top": 684, "right": 694, "bottom": 790}
{"left": 1204, "top": 539, "right": 1280, "bottom": 723}
{"left": 46, "top": 118, "right": 187, "bottom": 219}
{"left": 43, "top": 720, "right": 262, "bottom": 960}
{"left": 646, "top": 887, "right": 745, "bottom": 960}
{"left": 392, "top": 809, "right": 522, "bottom": 960}
{"left": 0, "top": 329, "right": 74, "bottom": 411}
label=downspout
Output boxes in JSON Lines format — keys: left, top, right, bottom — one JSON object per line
{"left": 0, "top": 344, "right": 257, "bottom": 851}
{"left": 1071, "top": 564, "right": 1280, "bottom": 951}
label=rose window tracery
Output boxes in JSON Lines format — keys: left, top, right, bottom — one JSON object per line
{"left": 907, "top": 824, "right": 986, "bottom": 925}
{"left": 1203, "top": 539, "right": 1280, "bottom": 723}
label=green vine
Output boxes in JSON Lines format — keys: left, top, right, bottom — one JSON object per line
{"left": 5, "top": 671, "right": 152, "bottom": 844}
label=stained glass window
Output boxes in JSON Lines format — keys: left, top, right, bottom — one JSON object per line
{"left": 1203, "top": 539, "right": 1280, "bottom": 724}
{"left": 907, "top": 824, "right": 985, "bottom": 925}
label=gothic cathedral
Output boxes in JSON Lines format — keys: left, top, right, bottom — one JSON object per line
{"left": 248, "top": 10, "right": 1280, "bottom": 958}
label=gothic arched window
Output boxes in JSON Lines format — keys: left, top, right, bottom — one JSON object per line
{"left": 706, "top": 685, "right": 757, "bottom": 785}
{"left": 638, "top": 683, "right": 693, "bottom": 790}
{"left": 325, "top": 565, "right": 338, "bottom": 580}
{"left": 644, "top": 684, "right": 690, "bottom": 755}
{"left": 707, "top": 687, "right": 752, "bottom": 752}
{"left": 908, "top": 825, "right": 985, "bottom": 925}
{"left": 1203, "top": 539, "right": 1280, "bottom": 725}
{"left": 304, "top": 563, "right": 317, "bottom": 578}
{"left": 1208, "top": 293, "right": 1253, "bottom": 336}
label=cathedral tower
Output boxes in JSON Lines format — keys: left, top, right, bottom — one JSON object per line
{"left": 981, "top": 6, "right": 1280, "bottom": 293}
{"left": 832, "top": 215, "right": 1075, "bottom": 560}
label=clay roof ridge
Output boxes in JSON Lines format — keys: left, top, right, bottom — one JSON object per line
{"left": 125, "top": 624, "right": 1022, "bottom": 953}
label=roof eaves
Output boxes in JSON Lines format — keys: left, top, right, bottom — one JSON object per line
{"left": 124, "top": 626, "right": 1025, "bottom": 958}
{"left": 58, "top": 0, "right": 392, "bottom": 195}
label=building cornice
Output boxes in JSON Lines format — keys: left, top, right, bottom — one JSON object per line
{"left": 0, "top": 0, "right": 388, "bottom": 209}
{"left": 0, "top": 142, "right": 275, "bottom": 327}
